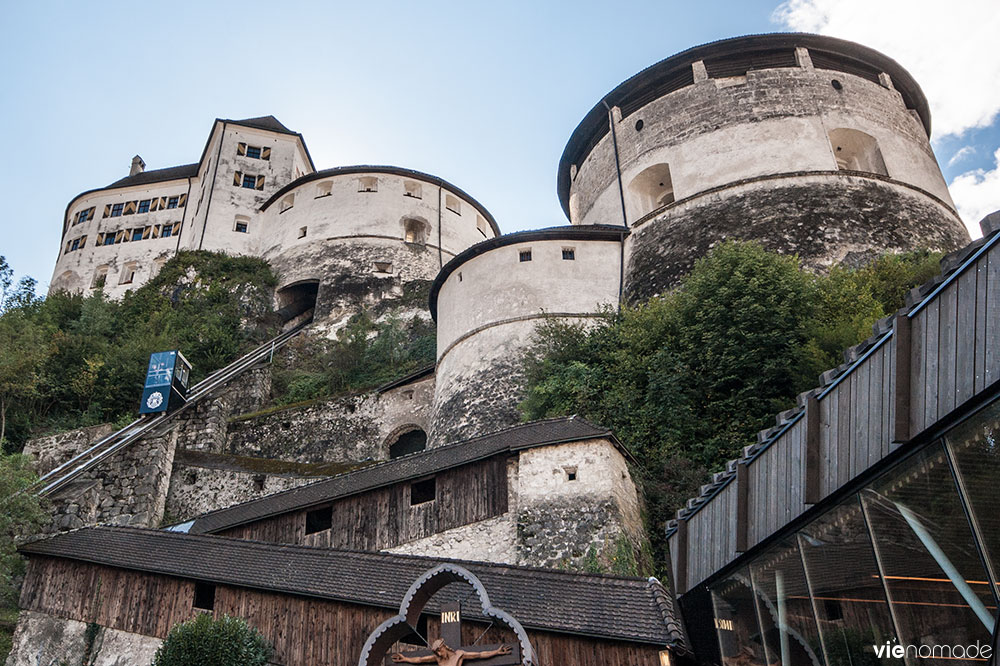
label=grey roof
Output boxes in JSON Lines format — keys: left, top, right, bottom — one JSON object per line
{"left": 105, "top": 163, "right": 200, "bottom": 189}
{"left": 226, "top": 115, "right": 297, "bottom": 135}
{"left": 20, "top": 526, "right": 688, "bottom": 650}
{"left": 188, "top": 416, "right": 623, "bottom": 535}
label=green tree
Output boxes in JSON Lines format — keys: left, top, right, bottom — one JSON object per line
{"left": 0, "top": 309, "right": 50, "bottom": 449}
{"left": 0, "top": 454, "right": 46, "bottom": 606}
{"left": 151, "top": 613, "right": 273, "bottom": 666}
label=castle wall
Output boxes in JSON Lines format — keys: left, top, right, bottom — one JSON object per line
{"left": 623, "top": 172, "right": 970, "bottom": 301}
{"left": 431, "top": 236, "right": 621, "bottom": 444}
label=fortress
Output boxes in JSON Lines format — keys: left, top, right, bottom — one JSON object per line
{"left": 11, "top": 33, "right": 996, "bottom": 666}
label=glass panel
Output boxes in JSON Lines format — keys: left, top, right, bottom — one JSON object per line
{"left": 798, "top": 498, "right": 901, "bottom": 665}
{"left": 946, "top": 399, "right": 1000, "bottom": 592}
{"left": 750, "top": 537, "right": 826, "bottom": 666}
{"left": 710, "top": 567, "right": 769, "bottom": 666}
{"left": 861, "top": 441, "right": 995, "bottom": 664}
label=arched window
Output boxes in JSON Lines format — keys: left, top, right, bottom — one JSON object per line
{"left": 403, "top": 218, "right": 428, "bottom": 245}
{"left": 628, "top": 163, "right": 674, "bottom": 220}
{"left": 828, "top": 128, "right": 888, "bottom": 176}
{"left": 388, "top": 427, "right": 427, "bottom": 459}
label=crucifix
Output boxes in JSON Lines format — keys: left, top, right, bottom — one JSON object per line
{"left": 387, "top": 602, "right": 521, "bottom": 666}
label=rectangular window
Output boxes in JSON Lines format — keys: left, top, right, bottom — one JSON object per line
{"left": 374, "top": 261, "right": 393, "bottom": 274}
{"left": 137, "top": 199, "right": 151, "bottom": 214}
{"left": 411, "top": 478, "right": 436, "bottom": 505}
{"left": 242, "top": 174, "right": 256, "bottom": 189}
{"left": 316, "top": 182, "right": 332, "bottom": 198}
{"left": 70, "top": 238, "right": 80, "bottom": 251}
{"left": 246, "top": 145, "right": 261, "bottom": 159}
{"left": 193, "top": 582, "right": 216, "bottom": 611}
{"left": 161, "top": 224, "right": 173, "bottom": 238}
{"left": 280, "top": 194, "right": 294, "bottom": 213}
{"left": 403, "top": 180, "right": 422, "bottom": 199}
{"left": 132, "top": 228, "right": 144, "bottom": 241}
{"left": 358, "top": 176, "right": 378, "bottom": 192}
{"left": 103, "top": 234, "right": 116, "bottom": 246}
{"left": 235, "top": 222, "right": 248, "bottom": 233}
{"left": 305, "top": 506, "right": 333, "bottom": 534}
{"left": 166, "top": 196, "right": 179, "bottom": 209}
{"left": 298, "top": 226, "right": 307, "bottom": 238}
{"left": 120, "top": 263, "right": 137, "bottom": 285}
{"left": 519, "top": 250, "right": 532, "bottom": 262}
{"left": 476, "top": 215, "right": 489, "bottom": 238}
{"left": 562, "top": 247, "right": 575, "bottom": 260}
{"left": 91, "top": 268, "right": 108, "bottom": 289}
{"left": 445, "top": 194, "right": 461, "bottom": 215}
{"left": 111, "top": 203, "right": 124, "bottom": 217}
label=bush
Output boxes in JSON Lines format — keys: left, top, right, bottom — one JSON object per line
{"left": 151, "top": 613, "right": 273, "bottom": 666}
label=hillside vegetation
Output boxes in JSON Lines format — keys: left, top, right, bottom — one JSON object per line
{"left": 519, "top": 241, "right": 942, "bottom": 564}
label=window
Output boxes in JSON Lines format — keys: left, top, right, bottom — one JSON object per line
{"left": 389, "top": 428, "right": 427, "bottom": 459}
{"left": 123, "top": 200, "right": 137, "bottom": 215}
{"left": 119, "top": 263, "right": 138, "bottom": 285}
{"left": 246, "top": 145, "right": 261, "bottom": 159}
{"left": 316, "top": 181, "right": 333, "bottom": 198}
{"left": 445, "top": 194, "right": 461, "bottom": 215}
{"left": 298, "top": 226, "right": 307, "bottom": 239}
{"left": 70, "top": 238, "right": 81, "bottom": 251}
{"left": 373, "top": 261, "right": 393, "bottom": 274}
{"left": 403, "top": 180, "right": 422, "bottom": 199}
{"left": 305, "top": 506, "right": 333, "bottom": 534}
{"left": 242, "top": 173, "right": 257, "bottom": 189}
{"left": 192, "top": 582, "right": 215, "bottom": 611}
{"left": 519, "top": 249, "right": 532, "bottom": 262}
{"left": 161, "top": 223, "right": 173, "bottom": 238}
{"left": 238, "top": 143, "right": 269, "bottom": 160}
{"left": 403, "top": 219, "right": 427, "bottom": 245}
{"left": 562, "top": 247, "right": 575, "bottom": 260}
{"left": 91, "top": 266, "right": 108, "bottom": 289}
{"left": 628, "top": 163, "right": 674, "bottom": 219}
{"left": 102, "top": 233, "right": 116, "bottom": 246}
{"left": 166, "top": 196, "right": 179, "bottom": 209}
{"left": 235, "top": 221, "right": 248, "bottom": 233}
{"left": 565, "top": 466, "right": 578, "bottom": 481}
{"left": 358, "top": 176, "right": 378, "bottom": 192}
{"left": 828, "top": 128, "right": 888, "bottom": 176}
{"left": 111, "top": 203, "right": 123, "bottom": 217}
{"left": 74, "top": 207, "right": 94, "bottom": 225}
{"left": 137, "top": 199, "right": 150, "bottom": 214}
{"left": 280, "top": 194, "right": 295, "bottom": 213}
{"left": 476, "top": 215, "right": 489, "bottom": 238}
{"left": 410, "top": 477, "right": 436, "bottom": 505}
{"left": 131, "top": 228, "right": 144, "bottom": 241}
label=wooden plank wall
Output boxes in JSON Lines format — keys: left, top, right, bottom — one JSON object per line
{"left": 669, "top": 237, "right": 1000, "bottom": 594}
{"left": 20, "top": 555, "right": 667, "bottom": 666}
{"left": 220, "top": 455, "right": 509, "bottom": 551}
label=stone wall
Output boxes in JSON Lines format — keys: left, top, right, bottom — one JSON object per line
{"left": 5, "top": 610, "right": 162, "bottom": 666}
{"left": 623, "top": 173, "right": 970, "bottom": 301}
{"left": 175, "top": 367, "right": 271, "bottom": 452}
{"left": 24, "top": 424, "right": 115, "bottom": 476}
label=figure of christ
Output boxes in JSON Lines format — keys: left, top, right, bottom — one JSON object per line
{"left": 391, "top": 638, "right": 512, "bottom": 665}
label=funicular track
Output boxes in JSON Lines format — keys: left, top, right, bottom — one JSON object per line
{"left": 31, "top": 321, "right": 310, "bottom": 497}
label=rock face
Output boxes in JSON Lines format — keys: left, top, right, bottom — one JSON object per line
{"left": 5, "top": 611, "right": 162, "bottom": 666}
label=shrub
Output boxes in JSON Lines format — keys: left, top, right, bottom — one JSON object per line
{"left": 151, "top": 613, "right": 273, "bottom": 666}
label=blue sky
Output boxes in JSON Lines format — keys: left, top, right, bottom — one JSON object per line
{"left": 3, "top": 0, "right": 998, "bottom": 291}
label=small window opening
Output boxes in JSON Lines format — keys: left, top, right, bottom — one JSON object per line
{"left": 635, "top": 119, "right": 644, "bottom": 131}
{"left": 519, "top": 250, "right": 532, "bottom": 262}
{"left": 374, "top": 261, "right": 393, "bottom": 274}
{"left": 193, "top": 582, "right": 216, "bottom": 611}
{"left": 445, "top": 194, "right": 461, "bottom": 215}
{"left": 565, "top": 466, "right": 578, "bottom": 482}
{"left": 628, "top": 163, "right": 674, "bottom": 219}
{"left": 305, "top": 506, "right": 333, "bottom": 534}
{"left": 234, "top": 215, "right": 250, "bottom": 234}
{"left": 390, "top": 428, "right": 427, "bottom": 459}
{"left": 137, "top": 199, "right": 151, "bottom": 214}
{"left": 280, "top": 194, "right": 295, "bottom": 213}
{"left": 91, "top": 266, "right": 108, "bottom": 289}
{"left": 476, "top": 215, "right": 489, "bottom": 238}
{"left": 246, "top": 145, "right": 262, "bottom": 159}
{"left": 828, "top": 128, "right": 888, "bottom": 176}
{"left": 241, "top": 173, "right": 257, "bottom": 189}
{"left": 252, "top": 474, "right": 266, "bottom": 493}
{"left": 316, "top": 181, "right": 333, "bottom": 197}
{"left": 358, "top": 176, "right": 378, "bottom": 192}
{"left": 298, "top": 226, "right": 308, "bottom": 238}
{"left": 404, "top": 218, "right": 427, "bottom": 245}
{"left": 562, "top": 247, "right": 575, "bottom": 260}
{"left": 410, "top": 477, "right": 436, "bottom": 505}
{"left": 119, "top": 262, "right": 138, "bottom": 285}
{"left": 457, "top": 272, "right": 462, "bottom": 282}
{"left": 403, "top": 180, "right": 422, "bottom": 199}
{"left": 402, "top": 390, "right": 414, "bottom": 400}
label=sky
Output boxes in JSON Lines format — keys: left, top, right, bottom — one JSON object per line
{"left": 2, "top": 0, "right": 998, "bottom": 293}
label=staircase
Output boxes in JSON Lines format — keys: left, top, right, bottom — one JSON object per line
{"left": 32, "top": 322, "right": 310, "bottom": 497}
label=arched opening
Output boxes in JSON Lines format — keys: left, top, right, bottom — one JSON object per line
{"left": 403, "top": 218, "right": 429, "bottom": 246}
{"left": 388, "top": 427, "right": 427, "bottom": 459}
{"left": 828, "top": 128, "right": 888, "bottom": 176}
{"left": 276, "top": 280, "right": 319, "bottom": 323}
{"left": 628, "top": 163, "right": 674, "bottom": 220}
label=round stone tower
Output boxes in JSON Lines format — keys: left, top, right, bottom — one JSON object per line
{"left": 428, "top": 226, "right": 625, "bottom": 444}
{"left": 258, "top": 166, "right": 499, "bottom": 329}
{"left": 557, "top": 33, "right": 971, "bottom": 303}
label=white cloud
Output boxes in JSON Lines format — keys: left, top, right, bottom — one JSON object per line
{"left": 949, "top": 148, "right": 1000, "bottom": 236}
{"left": 946, "top": 145, "right": 975, "bottom": 167}
{"left": 772, "top": 0, "right": 1000, "bottom": 138}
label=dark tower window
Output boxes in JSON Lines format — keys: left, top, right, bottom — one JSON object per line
{"left": 389, "top": 428, "right": 427, "bottom": 459}
{"left": 410, "top": 477, "right": 436, "bottom": 505}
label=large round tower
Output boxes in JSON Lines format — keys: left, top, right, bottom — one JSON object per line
{"left": 428, "top": 226, "right": 625, "bottom": 445}
{"left": 558, "top": 33, "right": 970, "bottom": 302}
{"left": 258, "top": 166, "right": 499, "bottom": 328}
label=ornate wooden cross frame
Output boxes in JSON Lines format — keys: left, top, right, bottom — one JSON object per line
{"left": 357, "top": 564, "right": 537, "bottom": 666}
